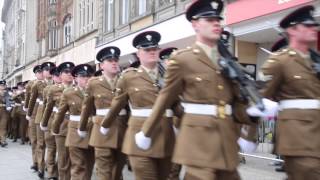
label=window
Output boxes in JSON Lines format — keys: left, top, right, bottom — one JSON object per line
{"left": 63, "top": 15, "right": 72, "bottom": 46}
{"left": 79, "top": 0, "right": 95, "bottom": 35}
{"left": 48, "top": 0, "right": 56, "bottom": 5}
{"left": 48, "top": 20, "right": 58, "bottom": 50}
{"left": 131, "top": 0, "right": 152, "bottom": 19}
{"left": 120, "top": 0, "right": 129, "bottom": 25}
{"left": 104, "top": 0, "right": 114, "bottom": 32}
{"left": 157, "top": 0, "right": 174, "bottom": 9}
{"left": 138, "top": 0, "right": 147, "bottom": 15}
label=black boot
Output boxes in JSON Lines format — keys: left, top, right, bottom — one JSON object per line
{"left": 1, "top": 142, "right": 8, "bottom": 147}
{"left": 38, "top": 171, "right": 44, "bottom": 179}
{"left": 275, "top": 165, "right": 285, "bottom": 172}
{"left": 30, "top": 164, "right": 38, "bottom": 172}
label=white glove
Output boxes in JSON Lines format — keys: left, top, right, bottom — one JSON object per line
{"left": 51, "top": 131, "right": 59, "bottom": 136}
{"left": 100, "top": 126, "right": 109, "bottom": 136}
{"left": 40, "top": 123, "right": 48, "bottom": 131}
{"left": 6, "top": 107, "right": 12, "bottom": 111}
{"left": 23, "top": 107, "right": 28, "bottom": 112}
{"left": 246, "top": 98, "right": 279, "bottom": 118}
{"left": 173, "top": 126, "right": 179, "bottom": 135}
{"left": 26, "top": 115, "right": 31, "bottom": 121}
{"left": 135, "top": 131, "right": 151, "bottom": 150}
{"left": 77, "top": 129, "right": 87, "bottom": 138}
{"left": 237, "top": 137, "right": 258, "bottom": 153}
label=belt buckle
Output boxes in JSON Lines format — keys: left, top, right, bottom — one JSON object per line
{"left": 218, "top": 105, "right": 226, "bottom": 119}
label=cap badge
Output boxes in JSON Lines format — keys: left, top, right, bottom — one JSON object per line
{"left": 110, "top": 48, "right": 115, "bottom": 54}
{"left": 211, "top": 2, "right": 218, "bottom": 9}
{"left": 146, "top": 34, "right": 152, "bottom": 41}
{"left": 84, "top": 66, "right": 88, "bottom": 71}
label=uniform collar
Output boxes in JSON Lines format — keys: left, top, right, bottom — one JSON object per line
{"left": 196, "top": 41, "right": 217, "bottom": 59}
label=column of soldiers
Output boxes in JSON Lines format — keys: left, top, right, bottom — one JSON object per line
{"left": 1, "top": 0, "right": 319, "bottom": 180}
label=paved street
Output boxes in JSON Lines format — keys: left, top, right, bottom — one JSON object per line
{"left": 0, "top": 141, "right": 286, "bottom": 180}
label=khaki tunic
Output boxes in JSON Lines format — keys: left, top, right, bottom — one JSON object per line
{"left": 52, "top": 86, "right": 90, "bottom": 149}
{"left": 79, "top": 76, "right": 127, "bottom": 149}
{"left": 101, "top": 67, "right": 177, "bottom": 158}
{"left": 141, "top": 44, "right": 255, "bottom": 170}
{"left": 261, "top": 48, "right": 320, "bottom": 158}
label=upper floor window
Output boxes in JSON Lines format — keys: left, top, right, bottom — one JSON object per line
{"left": 63, "top": 15, "right": 72, "bottom": 46}
{"left": 49, "top": 0, "right": 56, "bottom": 5}
{"left": 79, "top": 0, "right": 95, "bottom": 36}
{"left": 48, "top": 20, "right": 58, "bottom": 50}
{"left": 120, "top": 0, "right": 129, "bottom": 25}
{"left": 104, "top": 0, "right": 114, "bottom": 32}
{"left": 131, "top": 0, "right": 152, "bottom": 19}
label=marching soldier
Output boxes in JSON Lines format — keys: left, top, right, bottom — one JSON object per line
{"left": 10, "top": 86, "right": 20, "bottom": 142}
{"left": 135, "top": 1, "right": 275, "bottom": 179}
{"left": 40, "top": 67, "right": 61, "bottom": 180}
{"left": 100, "top": 31, "right": 179, "bottom": 180}
{"left": 49, "top": 62, "right": 75, "bottom": 180}
{"left": 78, "top": 46, "right": 128, "bottom": 180}
{"left": 26, "top": 62, "right": 55, "bottom": 178}
{"left": 259, "top": 5, "right": 320, "bottom": 180}
{"left": 11, "top": 82, "right": 28, "bottom": 144}
{"left": 24, "top": 65, "right": 42, "bottom": 172}
{"left": 159, "top": 47, "right": 182, "bottom": 180}
{"left": 0, "top": 80, "right": 10, "bottom": 147}
{"left": 53, "top": 64, "right": 95, "bottom": 180}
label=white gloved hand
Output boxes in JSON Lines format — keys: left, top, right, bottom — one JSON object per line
{"left": 237, "top": 137, "right": 258, "bottom": 153}
{"left": 173, "top": 126, "right": 179, "bottom": 136}
{"left": 51, "top": 131, "right": 59, "bottom": 136}
{"left": 40, "top": 123, "right": 48, "bottom": 131}
{"left": 246, "top": 98, "right": 279, "bottom": 118}
{"left": 26, "top": 115, "right": 31, "bottom": 121}
{"left": 6, "top": 107, "right": 12, "bottom": 111}
{"left": 23, "top": 107, "right": 28, "bottom": 112}
{"left": 135, "top": 131, "right": 151, "bottom": 150}
{"left": 100, "top": 126, "right": 109, "bottom": 136}
{"left": 77, "top": 129, "right": 87, "bottom": 138}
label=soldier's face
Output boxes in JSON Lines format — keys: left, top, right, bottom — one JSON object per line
{"left": 43, "top": 70, "right": 51, "bottom": 78}
{"left": 100, "top": 59, "right": 119, "bottom": 75}
{"left": 53, "top": 75, "right": 62, "bottom": 84}
{"left": 76, "top": 76, "right": 90, "bottom": 88}
{"left": 61, "top": 71, "right": 73, "bottom": 83}
{"left": 137, "top": 48, "right": 160, "bottom": 64}
{"left": 0, "top": 85, "right": 5, "bottom": 90}
{"left": 35, "top": 72, "right": 44, "bottom": 80}
{"left": 288, "top": 24, "right": 318, "bottom": 43}
{"left": 192, "top": 17, "right": 222, "bottom": 42}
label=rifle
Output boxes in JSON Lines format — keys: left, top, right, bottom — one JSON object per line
{"left": 217, "top": 40, "right": 265, "bottom": 111}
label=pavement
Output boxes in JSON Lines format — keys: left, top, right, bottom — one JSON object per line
{"left": 0, "top": 140, "right": 286, "bottom": 180}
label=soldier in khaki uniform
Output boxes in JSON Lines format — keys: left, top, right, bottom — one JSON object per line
{"left": 100, "top": 31, "right": 180, "bottom": 180}
{"left": 39, "top": 67, "right": 62, "bottom": 180}
{"left": 49, "top": 62, "right": 75, "bottom": 180}
{"left": 78, "top": 46, "right": 128, "bottom": 180}
{"left": 0, "top": 80, "right": 10, "bottom": 147}
{"left": 134, "top": 1, "right": 277, "bottom": 179}
{"left": 53, "top": 64, "right": 95, "bottom": 180}
{"left": 10, "top": 86, "right": 20, "bottom": 142}
{"left": 24, "top": 66, "right": 42, "bottom": 172}
{"left": 26, "top": 62, "right": 55, "bottom": 178}
{"left": 259, "top": 5, "right": 320, "bottom": 180}
{"left": 11, "top": 82, "right": 28, "bottom": 144}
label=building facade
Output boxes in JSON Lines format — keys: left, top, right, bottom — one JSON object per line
{"left": 1, "top": 0, "right": 319, "bottom": 85}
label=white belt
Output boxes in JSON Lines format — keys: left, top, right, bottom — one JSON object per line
{"left": 36, "top": 98, "right": 44, "bottom": 105}
{"left": 15, "top": 103, "right": 22, "bottom": 106}
{"left": 96, "top": 108, "right": 127, "bottom": 116}
{"left": 69, "top": 115, "right": 81, "bottom": 122}
{"left": 279, "top": 99, "right": 320, "bottom": 110}
{"left": 131, "top": 108, "right": 173, "bottom": 118}
{"left": 181, "top": 102, "right": 232, "bottom": 116}
{"left": 96, "top": 109, "right": 110, "bottom": 116}
{"left": 21, "top": 101, "right": 25, "bottom": 104}
{"left": 53, "top": 107, "right": 58, "bottom": 112}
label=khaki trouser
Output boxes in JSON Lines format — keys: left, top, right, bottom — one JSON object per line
{"left": 11, "top": 109, "right": 20, "bottom": 140}
{"left": 168, "top": 163, "right": 182, "bottom": 180}
{"left": 36, "top": 124, "right": 46, "bottom": 172}
{"left": 69, "top": 146, "right": 95, "bottom": 180}
{"left": 55, "top": 135, "right": 71, "bottom": 180}
{"left": 284, "top": 156, "right": 320, "bottom": 180}
{"left": 128, "top": 156, "right": 171, "bottom": 180}
{"left": 45, "top": 131, "right": 58, "bottom": 178}
{"left": 0, "top": 108, "right": 9, "bottom": 143}
{"left": 184, "top": 166, "right": 240, "bottom": 180}
{"left": 95, "top": 147, "right": 127, "bottom": 180}
{"left": 29, "top": 120, "right": 37, "bottom": 166}
{"left": 18, "top": 113, "right": 28, "bottom": 143}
